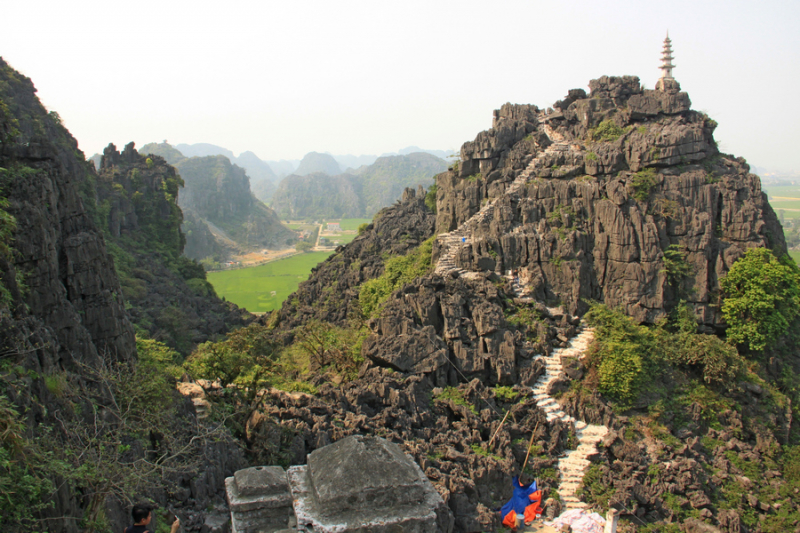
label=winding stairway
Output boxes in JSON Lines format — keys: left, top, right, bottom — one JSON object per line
{"left": 434, "top": 123, "right": 574, "bottom": 278}
{"left": 531, "top": 328, "right": 608, "bottom": 509}
{"left": 433, "top": 121, "right": 609, "bottom": 510}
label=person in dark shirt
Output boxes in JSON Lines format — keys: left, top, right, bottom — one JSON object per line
{"left": 123, "top": 504, "right": 180, "bottom": 533}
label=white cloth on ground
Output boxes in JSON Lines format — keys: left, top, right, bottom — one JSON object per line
{"left": 544, "top": 509, "right": 606, "bottom": 533}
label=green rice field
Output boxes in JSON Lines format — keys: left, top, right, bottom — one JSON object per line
{"left": 337, "top": 218, "right": 372, "bottom": 231}
{"left": 207, "top": 251, "right": 333, "bottom": 313}
{"left": 764, "top": 185, "right": 800, "bottom": 219}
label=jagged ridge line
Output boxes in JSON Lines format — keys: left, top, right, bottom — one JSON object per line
{"left": 432, "top": 119, "right": 610, "bottom": 509}
{"left": 434, "top": 120, "right": 573, "bottom": 276}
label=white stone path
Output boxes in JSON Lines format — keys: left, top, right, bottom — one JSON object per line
{"left": 434, "top": 123, "right": 573, "bottom": 277}
{"left": 433, "top": 121, "right": 608, "bottom": 510}
{"left": 531, "top": 328, "right": 608, "bottom": 509}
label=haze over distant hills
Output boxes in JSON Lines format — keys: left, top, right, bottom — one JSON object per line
{"left": 294, "top": 151, "right": 341, "bottom": 176}
{"left": 96, "top": 141, "right": 455, "bottom": 207}
{"left": 139, "top": 142, "right": 294, "bottom": 262}
{"left": 271, "top": 152, "right": 447, "bottom": 219}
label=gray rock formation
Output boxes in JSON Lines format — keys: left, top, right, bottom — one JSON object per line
{"left": 435, "top": 75, "right": 784, "bottom": 325}
{"left": 225, "top": 466, "right": 293, "bottom": 533}
{"left": 273, "top": 186, "right": 435, "bottom": 335}
{"left": 287, "top": 435, "right": 454, "bottom": 533}
{"left": 0, "top": 58, "right": 247, "bottom": 533}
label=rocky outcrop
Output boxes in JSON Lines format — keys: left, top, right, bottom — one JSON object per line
{"left": 248, "top": 371, "right": 569, "bottom": 532}
{"left": 273, "top": 186, "right": 436, "bottom": 335}
{"left": 0, "top": 58, "right": 135, "bottom": 369}
{"left": 172, "top": 154, "right": 295, "bottom": 259}
{"left": 435, "top": 75, "right": 784, "bottom": 325}
{"left": 97, "top": 142, "right": 253, "bottom": 354}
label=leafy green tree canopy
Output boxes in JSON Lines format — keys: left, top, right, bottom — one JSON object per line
{"left": 720, "top": 247, "right": 800, "bottom": 351}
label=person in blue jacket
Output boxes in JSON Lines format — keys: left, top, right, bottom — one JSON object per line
{"left": 500, "top": 476, "right": 543, "bottom": 530}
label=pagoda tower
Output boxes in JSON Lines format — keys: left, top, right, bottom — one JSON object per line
{"left": 655, "top": 33, "right": 681, "bottom": 93}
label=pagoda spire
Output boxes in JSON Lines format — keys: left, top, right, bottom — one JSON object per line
{"left": 660, "top": 33, "right": 675, "bottom": 79}
{"left": 656, "top": 33, "right": 680, "bottom": 93}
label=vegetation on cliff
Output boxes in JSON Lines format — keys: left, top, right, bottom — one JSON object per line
{"left": 139, "top": 142, "right": 294, "bottom": 263}
{"left": 94, "top": 143, "right": 252, "bottom": 354}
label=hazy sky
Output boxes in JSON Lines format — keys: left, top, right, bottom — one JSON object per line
{"left": 3, "top": 0, "right": 800, "bottom": 172}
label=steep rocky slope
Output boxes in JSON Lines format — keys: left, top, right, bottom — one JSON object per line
{"left": 139, "top": 144, "right": 295, "bottom": 261}
{"left": 232, "top": 75, "right": 799, "bottom": 533}
{"left": 95, "top": 142, "right": 253, "bottom": 353}
{"left": 274, "top": 186, "right": 435, "bottom": 334}
{"left": 434, "top": 76, "right": 782, "bottom": 326}
{"left": 0, "top": 58, "right": 245, "bottom": 533}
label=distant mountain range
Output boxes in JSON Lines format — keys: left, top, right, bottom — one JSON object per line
{"left": 271, "top": 152, "right": 447, "bottom": 219}
{"left": 92, "top": 143, "right": 455, "bottom": 202}
{"left": 139, "top": 142, "right": 294, "bottom": 262}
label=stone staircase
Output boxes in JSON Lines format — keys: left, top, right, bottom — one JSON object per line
{"left": 434, "top": 122, "right": 574, "bottom": 277}
{"left": 531, "top": 327, "right": 607, "bottom": 510}
{"left": 433, "top": 117, "right": 607, "bottom": 511}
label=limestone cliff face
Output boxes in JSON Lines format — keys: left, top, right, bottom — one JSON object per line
{"left": 0, "top": 59, "right": 246, "bottom": 533}
{"left": 273, "top": 187, "right": 435, "bottom": 336}
{"left": 0, "top": 58, "right": 136, "bottom": 367}
{"left": 174, "top": 155, "right": 294, "bottom": 259}
{"left": 98, "top": 142, "right": 185, "bottom": 252}
{"left": 271, "top": 172, "right": 365, "bottom": 220}
{"left": 435, "top": 76, "right": 783, "bottom": 325}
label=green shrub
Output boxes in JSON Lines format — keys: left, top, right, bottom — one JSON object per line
{"left": 424, "top": 184, "right": 437, "bottom": 213}
{"left": 591, "top": 120, "right": 624, "bottom": 142}
{"left": 359, "top": 237, "right": 434, "bottom": 318}
{"left": 720, "top": 247, "right": 800, "bottom": 351}
{"left": 661, "top": 244, "right": 692, "bottom": 285}
{"left": 44, "top": 372, "right": 68, "bottom": 397}
{"left": 433, "top": 387, "right": 477, "bottom": 415}
{"left": 357, "top": 222, "right": 369, "bottom": 234}
{"left": 493, "top": 386, "right": 519, "bottom": 402}
{"left": 291, "top": 320, "right": 366, "bottom": 381}
{"left": 630, "top": 168, "right": 658, "bottom": 202}
{"left": 506, "top": 305, "right": 543, "bottom": 343}
{"left": 470, "top": 444, "right": 502, "bottom": 460}
{"left": 0, "top": 394, "right": 55, "bottom": 528}
{"left": 186, "top": 277, "right": 216, "bottom": 298}
{"left": 295, "top": 240, "right": 313, "bottom": 252}
{"left": 584, "top": 304, "right": 660, "bottom": 406}
{"left": 577, "top": 463, "right": 613, "bottom": 509}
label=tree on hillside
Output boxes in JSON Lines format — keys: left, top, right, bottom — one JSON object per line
{"left": 720, "top": 247, "right": 800, "bottom": 351}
